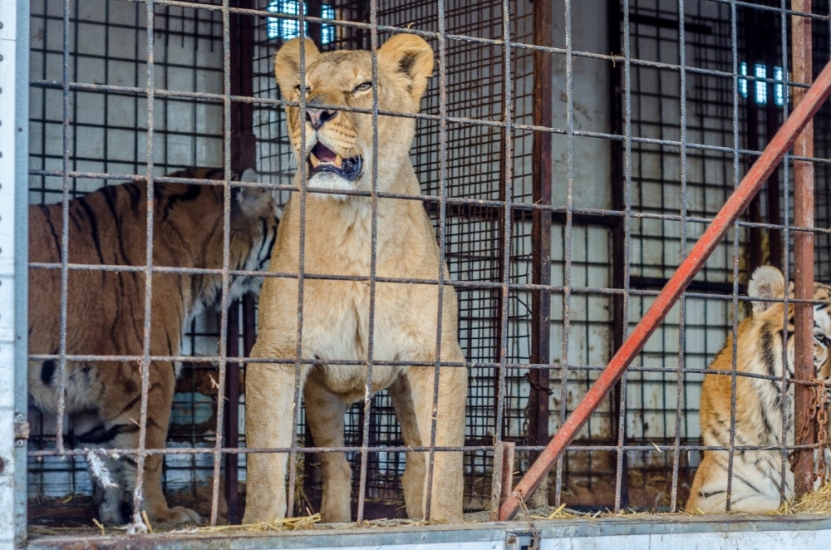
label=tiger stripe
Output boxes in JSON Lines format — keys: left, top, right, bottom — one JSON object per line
{"left": 27, "top": 167, "right": 279, "bottom": 526}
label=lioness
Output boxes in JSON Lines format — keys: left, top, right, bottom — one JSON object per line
{"left": 243, "top": 36, "right": 468, "bottom": 524}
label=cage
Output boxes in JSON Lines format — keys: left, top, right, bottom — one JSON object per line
{"left": 3, "top": 0, "right": 831, "bottom": 547}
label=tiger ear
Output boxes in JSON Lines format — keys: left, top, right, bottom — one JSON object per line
{"left": 274, "top": 38, "right": 320, "bottom": 99}
{"left": 748, "top": 266, "right": 787, "bottom": 315}
{"left": 233, "top": 168, "right": 271, "bottom": 217}
{"left": 239, "top": 167, "right": 257, "bottom": 183}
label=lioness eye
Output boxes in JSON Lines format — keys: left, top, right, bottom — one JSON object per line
{"left": 295, "top": 84, "right": 308, "bottom": 94}
{"left": 353, "top": 82, "right": 372, "bottom": 93}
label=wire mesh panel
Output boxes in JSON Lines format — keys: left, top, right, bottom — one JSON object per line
{"left": 18, "top": 0, "right": 831, "bottom": 542}
{"left": 26, "top": 0, "right": 274, "bottom": 527}
{"left": 251, "top": 0, "right": 540, "bottom": 517}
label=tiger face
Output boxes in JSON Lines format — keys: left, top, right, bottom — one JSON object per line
{"left": 686, "top": 266, "right": 831, "bottom": 514}
{"left": 746, "top": 265, "right": 831, "bottom": 383}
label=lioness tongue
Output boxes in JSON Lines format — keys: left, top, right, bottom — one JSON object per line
{"left": 312, "top": 142, "right": 337, "bottom": 162}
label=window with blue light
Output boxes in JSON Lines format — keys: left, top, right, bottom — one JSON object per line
{"left": 753, "top": 63, "right": 767, "bottom": 104}
{"left": 739, "top": 62, "right": 748, "bottom": 98}
{"left": 739, "top": 62, "right": 786, "bottom": 107}
{"left": 773, "top": 66, "right": 785, "bottom": 106}
{"left": 267, "top": 0, "right": 335, "bottom": 44}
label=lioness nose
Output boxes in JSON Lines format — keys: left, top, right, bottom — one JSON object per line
{"left": 306, "top": 108, "right": 336, "bottom": 130}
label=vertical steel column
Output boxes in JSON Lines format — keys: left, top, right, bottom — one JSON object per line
{"left": 791, "top": 0, "right": 815, "bottom": 501}
{"left": 528, "top": 0, "right": 553, "bottom": 508}
{"left": 2, "top": 0, "right": 31, "bottom": 543}
{"left": 307, "top": 0, "right": 323, "bottom": 44}
{"left": 226, "top": 0, "right": 256, "bottom": 524}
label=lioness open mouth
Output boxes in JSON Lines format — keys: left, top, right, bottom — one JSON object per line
{"left": 307, "top": 142, "right": 363, "bottom": 182}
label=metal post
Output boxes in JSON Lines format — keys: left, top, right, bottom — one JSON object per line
{"left": 499, "top": 60, "right": 831, "bottom": 521}
{"left": 790, "top": 0, "right": 815, "bottom": 501}
{"left": 489, "top": 441, "right": 516, "bottom": 520}
{"left": 2, "top": 0, "right": 30, "bottom": 543}
{"left": 226, "top": 0, "right": 256, "bottom": 524}
{"left": 528, "top": 0, "right": 553, "bottom": 509}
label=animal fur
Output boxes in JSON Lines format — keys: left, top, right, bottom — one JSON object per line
{"left": 686, "top": 266, "right": 831, "bottom": 513}
{"left": 243, "top": 36, "right": 468, "bottom": 524}
{"left": 28, "top": 167, "right": 279, "bottom": 525}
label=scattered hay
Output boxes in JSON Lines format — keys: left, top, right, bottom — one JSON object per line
{"left": 789, "top": 481, "right": 831, "bottom": 514}
{"left": 172, "top": 513, "right": 321, "bottom": 535}
{"left": 530, "top": 503, "right": 579, "bottom": 520}
{"left": 526, "top": 503, "right": 701, "bottom": 522}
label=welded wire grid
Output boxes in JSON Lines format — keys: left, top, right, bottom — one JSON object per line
{"left": 27, "top": 0, "right": 234, "bottom": 524}
{"left": 22, "top": 0, "right": 831, "bottom": 535}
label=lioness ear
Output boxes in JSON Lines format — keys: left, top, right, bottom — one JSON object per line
{"left": 748, "top": 266, "right": 787, "bottom": 315}
{"left": 274, "top": 38, "right": 321, "bottom": 98}
{"left": 378, "top": 34, "right": 434, "bottom": 103}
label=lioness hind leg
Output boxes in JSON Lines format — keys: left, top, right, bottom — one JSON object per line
{"left": 407, "top": 349, "right": 467, "bottom": 523}
{"left": 304, "top": 376, "right": 351, "bottom": 523}
{"left": 243, "top": 348, "right": 309, "bottom": 524}
{"left": 390, "top": 374, "right": 426, "bottom": 519}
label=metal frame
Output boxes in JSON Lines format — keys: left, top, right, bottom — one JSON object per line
{"left": 3, "top": 0, "right": 30, "bottom": 546}
{"left": 24, "top": 515, "right": 831, "bottom": 549}
{"left": 14, "top": 0, "right": 831, "bottom": 546}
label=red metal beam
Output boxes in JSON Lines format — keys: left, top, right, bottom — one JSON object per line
{"left": 499, "top": 59, "right": 831, "bottom": 521}
{"left": 791, "top": 0, "right": 816, "bottom": 500}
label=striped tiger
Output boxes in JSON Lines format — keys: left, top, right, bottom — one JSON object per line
{"left": 686, "top": 266, "right": 831, "bottom": 514}
{"left": 27, "top": 167, "right": 279, "bottom": 526}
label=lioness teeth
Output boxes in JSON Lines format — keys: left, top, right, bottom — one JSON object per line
{"left": 309, "top": 152, "right": 320, "bottom": 168}
{"left": 334, "top": 154, "right": 343, "bottom": 168}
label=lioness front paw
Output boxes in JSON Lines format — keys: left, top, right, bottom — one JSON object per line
{"left": 148, "top": 506, "right": 202, "bottom": 526}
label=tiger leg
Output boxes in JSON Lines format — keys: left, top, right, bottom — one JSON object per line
{"left": 93, "top": 361, "right": 201, "bottom": 525}
{"left": 688, "top": 451, "right": 784, "bottom": 513}
{"left": 90, "top": 455, "right": 130, "bottom": 525}
{"left": 75, "top": 410, "right": 130, "bottom": 524}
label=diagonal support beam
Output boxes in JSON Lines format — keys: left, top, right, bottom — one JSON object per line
{"left": 499, "top": 60, "right": 831, "bottom": 521}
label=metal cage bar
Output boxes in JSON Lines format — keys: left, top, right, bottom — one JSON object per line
{"left": 16, "top": 0, "right": 831, "bottom": 542}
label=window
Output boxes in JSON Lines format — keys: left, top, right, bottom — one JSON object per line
{"left": 739, "top": 61, "right": 786, "bottom": 107}
{"left": 266, "top": 0, "right": 335, "bottom": 44}
{"left": 773, "top": 66, "right": 785, "bottom": 107}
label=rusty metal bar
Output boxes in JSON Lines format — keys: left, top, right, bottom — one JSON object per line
{"left": 489, "top": 441, "right": 516, "bottom": 520}
{"left": 224, "top": 0, "right": 256, "bottom": 525}
{"left": 206, "top": 0, "right": 236, "bottom": 526}
{"left": 223, "top": 302, "right": 241, "bottom": 524}
{"left": 527, "top": 0, "right": 553, "bottom": 509}
{"left": 554, "top": 0, "right": 575, "bottom": 512}
{"left": 492, "top": 0, "right": 515, "bottom": 501}
{"left": 130, "top": 0, "right": 158, "bottom": 529}
{"left": 33, "top": 76, "right": 831, "bottom": 155}
{"left": 26, "top": 438, "right": 822, "bottom": 459}
{"left": 791, "top": 0, "right": 816, "bottom": 500}
{"left": 607, "top": 0, "right": 628, "bottom": 510}
{"left": 354, "top": 0, "right": 381, "bottom": 522}
{"left": 499, "top": 59, "right": 831, "bottom": 522}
